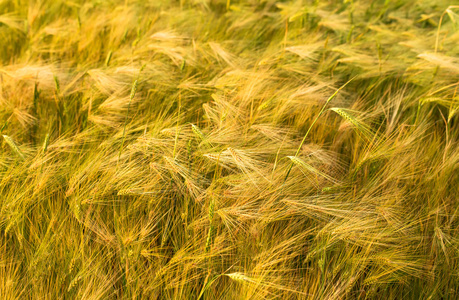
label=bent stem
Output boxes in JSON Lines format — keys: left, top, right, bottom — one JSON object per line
{"left": 283, "top": 77, "right": 355, "bottom": 183}
{"left": 118, "top": 65, "right": 145, "bottom": 162}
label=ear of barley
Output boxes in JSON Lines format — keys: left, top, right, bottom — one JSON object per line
{"left": 420, "top": 97, "right": 445, "bottom": 105}
{"left": 163, "top": 156, "right": 181, "bottom": 174}
{"left": 287, "top": 156, "right": 336, "bottom": 182}
{"left": 118, "top": 189, "right": 135, "bottom": 196}
{"left": 119, "top": 79, "right": 139, "bottom": 160}
{"left": 258, "top": 98, "right": 273, "bottom": 111}
{"left": 105, "top": 50, "right": 113, "bottom": 66}
{"left": 330, "top": 107, "right": 372, "bottom": 139}
{"left": 227, "top": 147, "right": 242, "bottom": 163}
{"left": 192, "top": 124, "right": 214, "bottom": 147}
{"left": 118, "top": 188, "right": 159, "bottom": 196}
{"left": 160, "top": 127, "right": 177, "bottom": 136}
{"left": 53, "top": 75, "right": 60, "bottom": 94}
{"left": 191, "top": 124, "right": 205, "bottom": 141}
{"left": 42, "top": 133, "right": 50, "bottom": 153}
{"left": 3, "top": 135, "right": 25, "bottom": 160}
{"left": 330, "top": 108, "right": 358, "bottom": 128}
{"left": 208, "top": 200, "right": 215, "bottom": 222}
{"left": 67, "top": 275, "right": 82, "bottom": 292}
{"left": 130, "top": 79, "right": 138, "bottom": 101}
{"left": 203, "top": 153, "right": 219, "bottom": 160}
{"left": 226, "top": 272, "right": 253, "bottom": 284}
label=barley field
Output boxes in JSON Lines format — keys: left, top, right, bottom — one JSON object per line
{"left": 0, "top": 0, "right": 458, "bottom": 299}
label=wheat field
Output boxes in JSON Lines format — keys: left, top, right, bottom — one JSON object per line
{"left": 0, "top": 0, "right": 458, "bottom": 299}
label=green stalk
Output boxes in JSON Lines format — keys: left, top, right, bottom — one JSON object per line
{"left": 283, "top": 77, "right": 355, "bottom": 183}
{"left": 118, "top": 79, "right": 138, "bottom": 161}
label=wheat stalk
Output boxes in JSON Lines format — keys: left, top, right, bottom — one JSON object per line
{"left": 284, "top": 77, "right": 355, "bottom": 183}
{"left": 205, "top": 200, "right": 215, "bottom": 252}
{"left": 3, "top": 135, "right": 25, "bottom": 160}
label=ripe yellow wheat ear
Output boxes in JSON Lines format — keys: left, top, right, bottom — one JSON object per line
{"left": 163, "top": 156, "right": 204, "bottom": 199}
{"left": 209, "top": 147, "right": 270, "bottom": 185}
{"left": 287, "top": 155, "right": 338, "bottom": 187}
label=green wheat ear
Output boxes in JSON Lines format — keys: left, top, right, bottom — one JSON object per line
{"left": 225, "top": 272, "right": 253, "bottom": 283}
{"left": 3, "top": 135, "right": 25, "bottom": 160}
{"left": 329, "top": 107, "right": 373, "bottom": 140}
{"left": 53, "top": 75, "right": 60, "bottom": 94}
{"left": 105, "top": 50, "right": 113, "bottom": 66}
{"left": 191, "top": 124, "right": 205, "bottom": 140}
{"left": 42, "top": 133, "right": 50, "bottom": 153}
{"left": 191, "top": 124, "right": 214, "bottom": 147}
